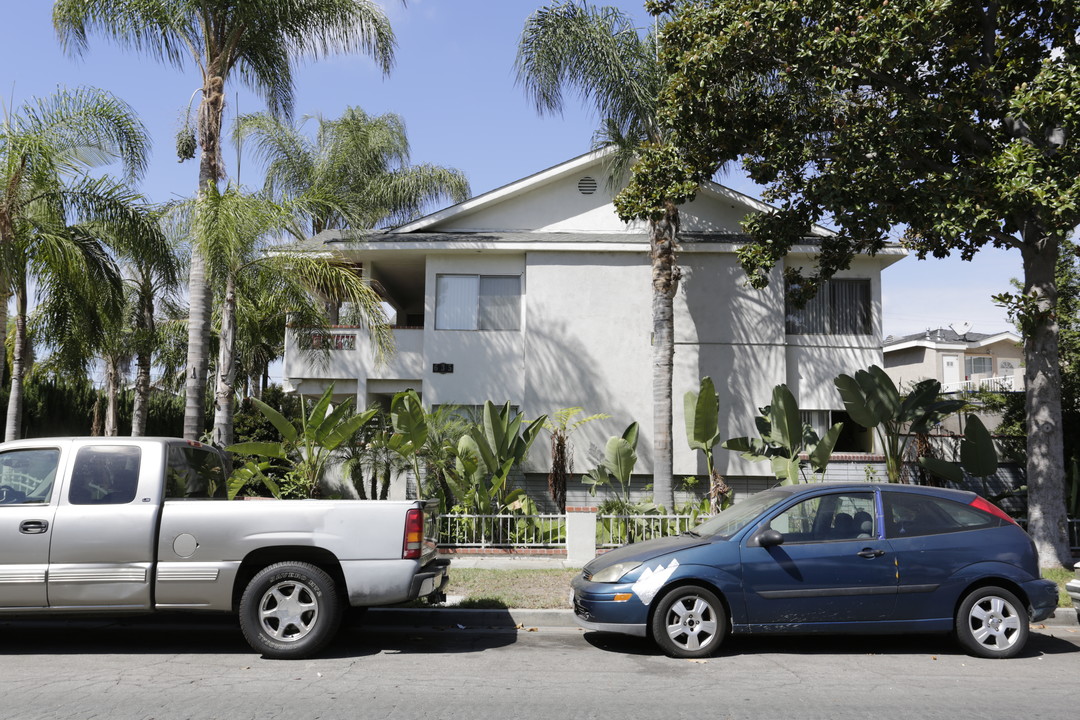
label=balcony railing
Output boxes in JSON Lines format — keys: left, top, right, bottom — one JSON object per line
{"left": 942, "top": 375, "right": 1018, "bottom": 393}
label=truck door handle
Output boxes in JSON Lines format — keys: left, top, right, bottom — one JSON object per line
{"left": 856, "top": 548, "right": 885, "bottom": 558}
{"left": 19, "top": 520, "right": 49, "bottom": 534}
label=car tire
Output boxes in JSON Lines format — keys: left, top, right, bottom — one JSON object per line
{"left": 239, "top": 561, "right": 343, "bottom": 659}
{"left": 955, "top": 586, "right": 1029, "bottom": 659}
{"left": 651, "top": 585, "right": 727, "bottom": 658}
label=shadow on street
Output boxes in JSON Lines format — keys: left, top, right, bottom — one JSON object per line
{"left": 581, "top": 627, "right": 1080, "bottom": 659}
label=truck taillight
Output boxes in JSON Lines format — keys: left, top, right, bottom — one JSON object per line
{"left": 403, "top": 508, "right": 424, "bottom": 559}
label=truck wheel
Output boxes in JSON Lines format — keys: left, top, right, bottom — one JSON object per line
{"left": 239, "top": 562, "right": 342, "bottom": 659}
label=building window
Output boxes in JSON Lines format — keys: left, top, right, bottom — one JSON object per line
{"left": 786, "top": 278, "right": 872, "bottom": 335}
{"left": 965, "top": 356, "right": 993, "bottom": 377}
{"left": 800, "top": 410, "right": 873, "bottom": 453}
{"left": 435, "top": 274, "right": 521, "bottom": 330}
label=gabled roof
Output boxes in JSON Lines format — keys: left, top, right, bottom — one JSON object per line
{"left": 884, "top": 327, "right": 1021, "bottom": 351}
{"left": 389, "top": 148, "right": 834, "bottom": 237}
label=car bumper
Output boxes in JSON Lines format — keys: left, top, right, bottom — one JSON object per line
{"left": 1023, "top": 577, "right": 1060, "bottom": 623}
{"left": 1066, "top": 561, "right": 1080, "bottom": 615}
{"left": 570, "top": 573, "right": 649, "bottom": 637}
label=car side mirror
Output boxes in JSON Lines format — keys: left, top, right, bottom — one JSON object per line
{"left": 754, "top": 528, "right": 784, "bottom": 548}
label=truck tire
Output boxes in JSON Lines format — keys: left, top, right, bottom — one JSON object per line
{"left": 239, "top": 562, "right": 343, "bottom": 659}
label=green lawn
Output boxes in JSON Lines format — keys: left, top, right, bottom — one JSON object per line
{"left": 1042, "top": 567, "right": 1076, "bottom": 609}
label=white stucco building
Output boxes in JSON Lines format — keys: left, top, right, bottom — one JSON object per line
{"left": 282, "top": 151, "right": 905, "bottom": 504}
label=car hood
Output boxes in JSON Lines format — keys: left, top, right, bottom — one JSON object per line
{"left": 585, "top": 534, "right": 711, "bottom": 574}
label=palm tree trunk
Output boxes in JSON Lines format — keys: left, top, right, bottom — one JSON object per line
{"left": 104, "top": 354, "right": 120, "bottom": 436}
{"left": 183, "top": 75, "right": 225, "bottom": 441}
{"left": 131, "top": 286, "right": 155, "bottom": 436}
{"left": 5, "top": 280, "right": 28, "bottom": 442}
{"left": 1020, "top": 232, "right": 1072, "bottom": 567}
{"left": 212, "top": 272, "right": 239, "bottom": 449}
{"left": 649, "top": 202, "right": 680, "bottom": 510}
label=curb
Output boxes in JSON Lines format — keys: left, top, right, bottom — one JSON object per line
{"left": 367, "top": 606, "right": 1079, "bottom": 630}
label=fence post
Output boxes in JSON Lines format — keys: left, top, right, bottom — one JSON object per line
{"left": 566, "top": 506, "right": 598, "bottom": 566}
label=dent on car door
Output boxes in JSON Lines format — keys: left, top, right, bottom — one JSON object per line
{"left": 47, "top": 444, "right": 160, "bottom": 609}
{"left": 740, "top": 491, "right": 897, "bottom": 625}
{"left": 0, "top": 448, "right": 62, "bottom": 608}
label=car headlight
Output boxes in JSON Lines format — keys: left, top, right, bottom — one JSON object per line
{"left": 590, "top": 562, "right": 642, "bottom": 583}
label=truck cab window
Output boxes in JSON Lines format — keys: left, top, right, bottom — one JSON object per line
{"left": 0, "top": 448, "right": 60, "bottom": 504}
{"left": 68, "top": 446, "right": 142, "bottom": 505}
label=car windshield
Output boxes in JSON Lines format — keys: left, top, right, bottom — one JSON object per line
{"left": 691, "top": 490, "right": 792, "bottom": 539}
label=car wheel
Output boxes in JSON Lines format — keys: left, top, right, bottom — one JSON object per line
{"left": 239, "top": 562, "right": 342, "bottom": 659}
{"left": 955, "top": 586, "right": 1029, "bottom": 659}
{"left": 651, "top": 585, "right": 727, "bottom": 658}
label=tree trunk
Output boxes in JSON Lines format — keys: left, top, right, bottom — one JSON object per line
{"left": 131, "top": 287, "right": 155, "bottom": 436}
{"left": 104, "top": 354, "right": 120, "bottom": 436}
{"left": 1020, "top": 234, "right": 1073, "bottom": 568}
{"left": 649, "top": 202, "right": 681, "bottom": 510}
{"left": 212, "top": 272, "right": 238, "bottom": 449}
{"left": 183, "top": 74, "right": 225, "bottom": 441}
{"left": 4, "top": 282, "right": 28, "bottom": 442}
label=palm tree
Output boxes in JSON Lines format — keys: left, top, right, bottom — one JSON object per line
{"left": 54, "top": 0, "right": 400, "bottom": 441}
{"left": 236, "top": 107, "right": 471, "bottom": 240}
{"left": 516, "top": 2, "right": 681, "bottom": 508}
{"left": 176, "top": 183, "right": 391, "bottom": 448}
{"left": 0, "top": 86, "right": 158, "bottom": 441}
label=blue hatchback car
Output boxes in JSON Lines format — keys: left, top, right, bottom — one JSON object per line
{"left": 571, "top": 483, "right": 1059, "bottom": 659}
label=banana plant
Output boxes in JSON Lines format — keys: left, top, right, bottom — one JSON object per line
{"left": 919, "top": 414, "right": 1000, "bottom": 492}
{"left": 834, "top": 366, "right": 967, "bottom": 483}
{"left": 722, "top": 384, "right": 843, "bottom": 485}
{"left": 582, "top": 422, "right": 642, "bottom": 505}
{"left": 684, "top": 376, "right": 733, "bottom": 511}
{"left": 452, "top": 401, "right": 546, "bottom": 515}
{"left": 228, "top": 384, "right": 377, "bottom": 498}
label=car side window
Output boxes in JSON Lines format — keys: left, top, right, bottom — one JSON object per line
{"left": 0, "top": 448, "right": 61, "bottom": 504}
{"left": 883, "top": 492, "right": 998, "bottom": 538}
{"left": 68, "top": 446, "right": 142, "bottom": 505}
{"left": 768, "top": 492, "right": 875, "bottom": 543}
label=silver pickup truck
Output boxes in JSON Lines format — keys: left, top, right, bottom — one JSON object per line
{"left": 0, "top": 437, "right": 449, "bottom": 658}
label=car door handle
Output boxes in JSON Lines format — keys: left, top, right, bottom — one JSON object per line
{"left": 19, "top": 520, "right": 49, "bottom": 534}
{"left": 856, "top": 548, "right": 885, "bottom": 558}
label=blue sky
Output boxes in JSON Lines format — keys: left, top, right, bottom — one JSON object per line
{"left": 2, "top": 0, "right": 1019, "bottom": 338}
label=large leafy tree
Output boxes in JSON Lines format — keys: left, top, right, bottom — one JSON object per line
{"left": 54, "top": 0, "right": 400, "bottom": 441}
{"left": 235, "top": 106, "right": 470, "bottom": 239}
{"left": 0, "top": 86, "right": 159, "bottom": 441}
{"left": 516, "top": 1, "right": 681, "bottom": 508}
{"left": 618, "top": 0, "right": 1080, "bottom": 566}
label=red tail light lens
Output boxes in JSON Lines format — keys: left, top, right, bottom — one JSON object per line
{"left": 970, "top": 496, "right": 1019, "bottom": 526}
{"left": 403, "top": 508, "right": 424, "bottom": 559}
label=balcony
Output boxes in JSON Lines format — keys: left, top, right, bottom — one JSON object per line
{"left": 942, "top": 374, "right": 1022, "bottom": 394}
{"left": 286, "top": 326, "right": 424, "bottom": 383}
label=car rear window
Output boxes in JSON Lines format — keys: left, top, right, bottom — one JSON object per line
{"left": 883, "top": 492, "right": 1000, "bottom": 538}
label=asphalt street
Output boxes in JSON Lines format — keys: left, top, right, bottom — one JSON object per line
{"left": 1, "top": 614, "right": 1077, "bottom": 720}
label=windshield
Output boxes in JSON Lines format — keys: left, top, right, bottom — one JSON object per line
{"left": 692, "top": 490, "right": 791, "bottom": 539}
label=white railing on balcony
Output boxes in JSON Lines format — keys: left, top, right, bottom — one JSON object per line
{"left": 438, "top": 513, "right": 566, "bottom": 548}
{"left": 942, "top": 375, "right": 1018, "bottom": 393}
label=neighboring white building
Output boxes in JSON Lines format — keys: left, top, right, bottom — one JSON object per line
{"left": 883, "top": 326, "right": 1024, "bottom": 394}
{"left": 283, "top": 151, "right": 904, "bottom": 504}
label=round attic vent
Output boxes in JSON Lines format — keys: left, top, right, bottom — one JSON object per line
{"left": 577, "top": 176, "right": 598, "bottom": 195}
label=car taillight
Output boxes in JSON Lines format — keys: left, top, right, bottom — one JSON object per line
{"left": 403, "top": 508, "right": 424, "bottom": 559}
{"left": 970, "top": 495, "right": 1020, "bottom": 526}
